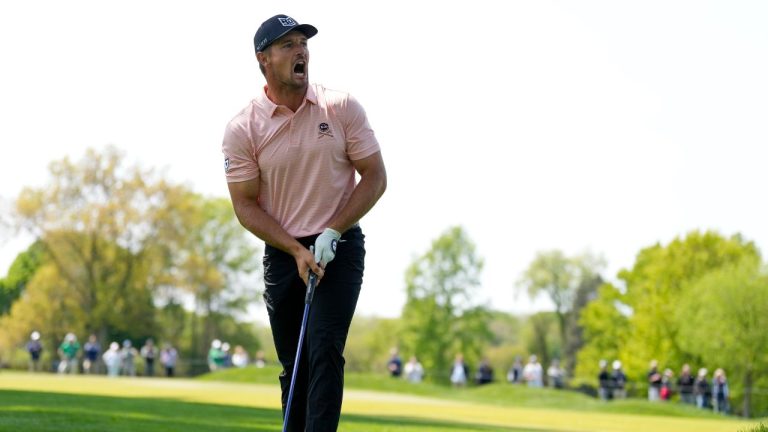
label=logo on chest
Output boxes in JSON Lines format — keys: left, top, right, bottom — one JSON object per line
{"left": 318, "top": 122, "right": 334, "bottom": 138}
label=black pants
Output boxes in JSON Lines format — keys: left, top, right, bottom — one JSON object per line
{"left": 263, "top": 226, "right": 365, "bottom": 432}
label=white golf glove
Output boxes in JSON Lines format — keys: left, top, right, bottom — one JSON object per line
{"left": 314, "top": 228, "right": 341, "bottom": 267}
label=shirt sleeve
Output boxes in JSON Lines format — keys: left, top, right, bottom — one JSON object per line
{"left": 221, "top": 117, "right": 259, "bottom": 183}
{"left": 339, "top": 94, "right": 381, "bottom": 161}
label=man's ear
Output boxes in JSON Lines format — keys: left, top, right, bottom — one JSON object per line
{"left": 256, "top": 51, "right": 268, "bottom": 68}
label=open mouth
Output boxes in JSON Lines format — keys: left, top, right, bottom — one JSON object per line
{"left": 293, "top": 61, "right": 306, "bottom": 76}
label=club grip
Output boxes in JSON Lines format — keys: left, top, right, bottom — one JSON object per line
{"left": 305, "top": 272, "right": 317, "bottom": 304}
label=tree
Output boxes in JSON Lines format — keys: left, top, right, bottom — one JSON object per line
{"left": 677, "top": 258, "right": 768, "bottom": 417}
{"left": 619, "top": 231, "right": 759, "bottom": 377}
{"left": 574, "top": 282, "right": 629, "bottom": 384}
{"left": 519, "top": 250, "right": 604, "bottom": 374}
{"left": 5, "top": 147, "right": 261, "bottom": 364}
{"left": 165, "top": 195, "right": 261, "bottom": 361}
{"left": 0, "top": 241, "right": 45, "bottom": 315}
{"left": 576, "top": 230, "right": 761, "bottom": 397}
{"left": 399, "top": 226, "right": 492, "bottom": 382}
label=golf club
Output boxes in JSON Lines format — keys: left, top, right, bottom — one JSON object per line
{"left": 282, "top": 269, "right": 318, "bottom": 432}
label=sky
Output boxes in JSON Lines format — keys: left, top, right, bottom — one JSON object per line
{"left": 1, "top": 1, "right": 767, "bottom": 323}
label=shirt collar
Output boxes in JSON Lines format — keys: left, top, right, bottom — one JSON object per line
{"left": 257, "top": 84, "right": 317, "bottom": 117}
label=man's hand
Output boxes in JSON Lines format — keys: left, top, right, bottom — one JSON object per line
{"left": 314, "top": 228, "right": 341, "bottom": 267}
{"left": 294, "top": 246, "right": 324, "bottom": 286}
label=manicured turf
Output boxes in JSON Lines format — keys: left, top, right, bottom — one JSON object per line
{"left": 1, "top": 370, "right": 763, "bottom": 432}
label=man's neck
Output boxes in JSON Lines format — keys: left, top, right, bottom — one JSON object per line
{"left": 265, "top": 83, "right": 308, "bottom": 113}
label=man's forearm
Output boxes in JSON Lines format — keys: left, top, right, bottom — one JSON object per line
{"left": 327, "top": 166, "right": 386, "bottom": 233}
{"left": 233, "top": 199, "right": 303, "bottom": 256}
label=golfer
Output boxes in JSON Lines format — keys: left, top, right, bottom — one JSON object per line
{"left": 222, "top": 14, "right": 387, "bottom": 431}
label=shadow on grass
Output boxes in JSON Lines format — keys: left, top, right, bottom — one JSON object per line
{"left": 0, "top": 389, "right": 560, "bottom": 432}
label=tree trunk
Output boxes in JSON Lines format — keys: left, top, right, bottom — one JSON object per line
{"left": 743, "top": 368, "right": 752, "bottom": 418}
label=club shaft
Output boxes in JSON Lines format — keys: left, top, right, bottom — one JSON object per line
{"left": 282, "top": 272, "right": 317, "bottom": 432}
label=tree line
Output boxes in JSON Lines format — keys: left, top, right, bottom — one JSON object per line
{"left": 1, "top": 147, "right": 767, "bottom": 417}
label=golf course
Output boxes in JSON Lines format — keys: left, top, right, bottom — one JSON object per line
{"left": 1, "top": 368, "right": 763, "bottom": 432}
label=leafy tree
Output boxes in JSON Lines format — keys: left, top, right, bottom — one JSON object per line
{"left": 619, "top": 231, "right": 759, "bottom": 378}
{"left": 522, "top": 311, "right": 559, "bottom": 380}
{"left": 574, "top": 282, "right": 629, "bottom": 384}
{"left": 400, "top": 226, "right": 492, "bottom": 382}
{"left": 4, "top": 147, "right": 261, "bottom": 367}
{"left": 576, "top": 230, "right": 761, "bottom": 398}
{"left": 519, "top": 250, "right": 604, "bottom": 374}
{"left": 166, "top": 195, "right": 261, "bottom": 360}
{"left": 677, "top": 258, "right": 768, "bottom": 417}
{"left": 0, "top": 241, "right": 45, "bottom": 315}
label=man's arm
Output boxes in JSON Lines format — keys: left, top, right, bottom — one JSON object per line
{"left": 227, "top": 179, "right": 323, "bottom": 283}
{"left": 327, "top": 151, "right": 387, "bottom": 233}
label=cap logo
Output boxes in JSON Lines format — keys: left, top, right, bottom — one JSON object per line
{"left": 278, "top": 17, "right": 297, "bottom": 27}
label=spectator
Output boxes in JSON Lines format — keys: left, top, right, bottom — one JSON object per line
{"left": 26, "top": 331, "right": 43, "bottom": 372}
{"left": 404, "top": 356, "right": 424, "bottom": 383}
{"left": 57, "top": 333, "right": 80, "bottom": 374}
{"left": 660, "top": 368, "right": 674, "bottom": 401}
{"left": 611, "top": 360, "right": 627, "bottom": 399}
{"left": 208, "top": 339, "right": 224, "bottom": 371}
{"left": 103, "top": 342, "right": 122, "bottom": 377}
{"left": 83, "top": 334, "right": 101, "bottom": 374}
{"left": 677, "top": 364, "right": 695, "bottom": 405}
{"left": 507, "top": 356, "right": 523, "bottom": 384}
{"left": 523, "top": 355, "right": 543, "bottom": 388}
{"left": 598, "top": 360, "right": 612, "bottom": 400}
{"left": 160, "top": 343, "right": 178, "bottom": 377}
{"left": 140, "top": 338, "right": 158, "bottom": 377}
{"left": 647, "top": 360, "right": 662, "bottom": 401}
{"left": 120, "top": 339, "right": 138, "bottom": 376}
{"left": 450, "top": 353, "right": 469, "bottom": 387}
{"left": 232, "top": 345, "right": 249, "bottom": 368}
{"left": 712, "top": 368, "right": 730, "bottom": 414}
{"left": 694, "top": 368, "right": 711, "bottom": 409}
{"left": 254, "top": 350, "right": 266, "bottom": 368}
{"left": 386, "top": 347, "right": 403, "bottom": 378}
{"left": 221, "top": 342, "right": 232, "bottom": 368}
{"left": 547, "top": 358, "right": 565, "bottom": 389}
{"left": 475, "top": 358, "right": 494, "bottom": 385}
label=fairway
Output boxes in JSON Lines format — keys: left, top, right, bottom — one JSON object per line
{"left": 0, "top": 372, "right": 760, "bottom": 432}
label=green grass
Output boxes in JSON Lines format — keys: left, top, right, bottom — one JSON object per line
{"left": 1, "top": 369, "right": 765, "bottom": 432}
{"left": 203, "top": 366, "right": 729, "bottom": 418}
{"left": 740, "top": 423, "right": 768, "bottom": 432}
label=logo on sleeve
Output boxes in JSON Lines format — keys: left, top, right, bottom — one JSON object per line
{"left": 224, "top": 157, "right": 230, "bottom": 173}
{"left": 318, "top": 122, "right": 334, "bottom": 138}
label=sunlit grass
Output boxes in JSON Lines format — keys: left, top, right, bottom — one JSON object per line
{"left": 0, "top": 371, "right": 763, "bottom": 432}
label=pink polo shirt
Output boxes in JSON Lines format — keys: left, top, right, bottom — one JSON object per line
{"left": 222, "top": 83, "right": 381, "bottom": 237}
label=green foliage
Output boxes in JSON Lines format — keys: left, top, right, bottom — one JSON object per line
{"left": 0, "top": 147, "right": 261, "bottom": 371}
{"left": 399, "top": 226, "right": 492, "bottom": 381}
{"left": 575, "top": 282, "right": 629, "bottom": 383}
{"left": 345, "top": 316, "right": 402, "bottom": 372}
{"left": 0, "top": 241, "right": 44, "bottom": 315}
{"left": 577, "top": 230, "right": 764, "bottom": 415}
{"left": 620, "top": 231, "right": 759, "bottom": 383}
{"left": 677, "top": 259, "right": 768, "bottom": 417}
{"left": 519, "top": 250, "right": 604, "bottom": 374}
{"left": 520, "top": 311, "right": 561, "bottom": 377}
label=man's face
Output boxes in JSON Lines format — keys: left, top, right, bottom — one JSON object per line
{"left": 260, "top": 30, "right": 309, "bottom": 89}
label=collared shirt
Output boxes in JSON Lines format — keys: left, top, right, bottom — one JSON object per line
{"left": 222, "top": 84, "right": 380, "bottom": 237}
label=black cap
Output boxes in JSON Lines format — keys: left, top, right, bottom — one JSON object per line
{"left": 254, "top": 15, "right": 318, "bottom": 53}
